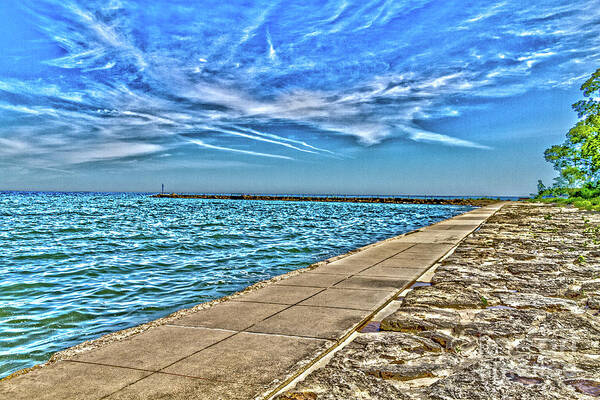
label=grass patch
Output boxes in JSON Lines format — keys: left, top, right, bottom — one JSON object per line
{"left": 527, "top": 196, "right": 600, "bottom": 212}
{"left": 480, "top": 296, "right": 488, "bottom": 307}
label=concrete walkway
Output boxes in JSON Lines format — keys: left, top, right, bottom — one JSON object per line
{"left": 1, "top": 204, "right": 505, "bottom": 400}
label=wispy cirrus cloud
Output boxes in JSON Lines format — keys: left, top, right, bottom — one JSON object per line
{"left": 405, "top": 128, "right": 491, "bottom": 150}
{"left": 0, "top": 0, "right": 599, "bottom": 172}
{"left": 189, "top": 139, "right": 293, "bottom": 160}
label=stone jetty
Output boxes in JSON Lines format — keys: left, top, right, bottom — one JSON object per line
{"left": 151, "top": 193, "right": 503, "bottom": 207}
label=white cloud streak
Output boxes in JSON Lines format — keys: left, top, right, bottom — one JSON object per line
{"left": 189, "top": 139, "right": 293, "bottom": 160}
{"left": 406, "top": 129, "right": 491, "bottom": 150}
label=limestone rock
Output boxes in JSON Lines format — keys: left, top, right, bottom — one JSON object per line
{"left": 402, "top": 284, "right": 498, "bottom": 310}
{"left": 380, "top": 307, "right": 461, "bottom": 333}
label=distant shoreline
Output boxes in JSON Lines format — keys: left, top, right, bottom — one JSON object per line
{"left": 151, "top": 193, "right": 508, "bottom": 206}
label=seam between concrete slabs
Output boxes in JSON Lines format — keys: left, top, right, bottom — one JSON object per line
{"left": 162, "top": 325, "right": 334, "bottom": 343}
{"left": 101, "top": 284, "right": 335, "bottom": 398}
{"left": 167, "top": 243, "right": 421, "bottom": 333}
{"left": 157, "top": 244, "right": 422, "bottom": 336}
{"left": 164, "top": 325, "right": 239, "bottom": 334}
{"left": 97, "top": 330, "right": 245, "bottom": 399}
{"left": 173, "top": 301, "right": 393, "bottom": 313}
{"left": 97, "top": 326, "right": 339, "bottom": 399}
{"left": 263, "top": 203, "right": 508, "bottom": 400}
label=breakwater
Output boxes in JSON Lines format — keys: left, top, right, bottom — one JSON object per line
{"left": 152, "top": 193, "right": 502, "bottom": 206}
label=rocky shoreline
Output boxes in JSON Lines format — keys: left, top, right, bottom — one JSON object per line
{"left": 277, "top": 203, "right": 600, "bottom": 399}
{"left": 151, "top": 193, "right": 504, "bottom": 207}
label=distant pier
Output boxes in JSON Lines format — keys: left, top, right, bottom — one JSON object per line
{"left": 151, "top": 193, "right": 503, "bottom": 207}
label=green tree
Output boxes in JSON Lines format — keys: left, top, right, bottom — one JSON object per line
{"left": 537, "top": 179, "right": 546, "bottom": 194}
{"left": 544, "top": 68, "right": 600, "bottom": 189}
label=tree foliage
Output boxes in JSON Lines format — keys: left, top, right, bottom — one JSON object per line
{"left": 543, "top": 68, "right": 600, "bottom": 190}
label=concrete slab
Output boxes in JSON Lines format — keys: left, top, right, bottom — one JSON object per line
{"left": 393, "top": 243, "right": 455, "bottom": 261}
{"left": 433, "top": 219, "right": 481, "bottom": 227}
{"left": 374, "top": 241, "right": 415, "bottom": 253}
{"left": 105, "top": 373, "right": 254, "bottom": 400}
{"left": 1, "top": 361, "right": 150, "bottom": 400}
{"left": 324, "top": 255, "right": 382, "bottom": 268}
{"left": 310, "top": 261, "right": 371, "bottom": 275}
{"left": 162, "top": 332, "right": 330, "bottom": 384}
{"left": 423, "top": 225, "right": 452, "bottom": 230}
{"left": 298, "top": 288, "right": 395, "bottom": 310}
{"left": 357, "top": 264, "right": 424, "bottom": 279}
{"left": 246, "top": 306, "right": 368, "bottom": 339}
{"left": 425, "top": 221, "right": 479, "bottom": 230}
{"left": 233, "top": 285, "right": 323, "bottom": 305}
{"left": 72, "top": 326, "right": 233, "bottom": 371}
{"left": 442, "top": 225, "right": 480, "bottom": 231}
{"left": 376, "top": 257, "right": 434, "bottom": 269}
{"left": 172, "top": 302, "right": 288, "bottom": 331}
{"left": 333, "top": 276, "right": 408, "bottom": 291}
{"left": 346, "top": 246, "right": 402, "bottom": 260}
{"left": 405, "top": 243, "right": 457, "bottom": 254}
{"left": 395, "top": 245, "right": 443, "bottom": 255}
{"left": 274, "top": 273, "right": 347, "bottom": 288}
{"left": 394, "top": 231, "right": 465, "bottom": 244}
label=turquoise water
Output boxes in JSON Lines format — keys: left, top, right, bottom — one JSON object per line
{"left": 0, "top": 192, "right": 473, "bottom": 378}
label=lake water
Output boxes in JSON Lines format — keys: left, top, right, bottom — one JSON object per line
{"left": 0, "top": 191, "right": 473, "bottom": 378}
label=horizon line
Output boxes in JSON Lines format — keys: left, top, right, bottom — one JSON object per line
{"left": 0, "top": 189, "right": 528, "bottom": 198}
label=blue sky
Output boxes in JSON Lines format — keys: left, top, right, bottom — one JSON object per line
{"left": 0, "top": 0, "right": 598, "bottom": 195}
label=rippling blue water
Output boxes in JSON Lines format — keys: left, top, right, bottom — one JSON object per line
{"left": 0, "top": 192, "right": 473, "bottom": 378}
